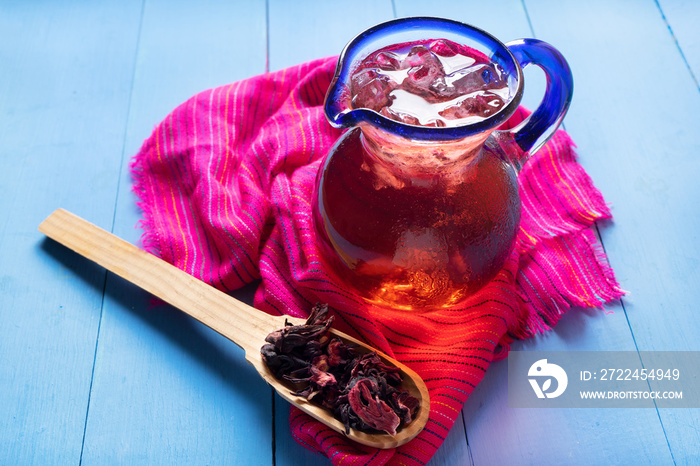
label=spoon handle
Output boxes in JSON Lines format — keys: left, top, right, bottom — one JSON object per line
{"left": 38, "top": 208, "right": 290, "bottom": 355}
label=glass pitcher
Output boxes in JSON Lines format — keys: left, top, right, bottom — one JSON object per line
{"left": 312, "top": 17, "right": 573, "bottom": 310}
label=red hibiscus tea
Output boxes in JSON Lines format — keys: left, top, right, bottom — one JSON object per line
{"left": 315, "top": 39, "right": 521, "bottom": 309}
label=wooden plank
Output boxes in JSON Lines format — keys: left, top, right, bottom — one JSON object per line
{"left": 0, "top": 1, "right": 143, "bottom": 463}
{"left": 267, "top": 0, "right": 395, "bottom": 71}
{"left": 266, "top": 1, "right": 399, "bottom": 463}
{"left": 39, "top": 209, "right": 297, "bottom": 356}
{"left": 386, "top": 4, "right": 531, "bottom": 464}
{"left": 522, "top": 0, "right": 700, "bottom": 463}
{"left": 396, "top": 1, "right": 674, "bottom": 465}
{"left": 266, "top": 1, "right": 558, "bottom": 463}
{"left": 657, "top": 0, "right": 700, "bottom": 87}
{"left": 385, "top": 2, "right": 644, "bottom": 465}
{"left": 464, "top": 306, "right": 674, "bottom": 464}
{"left": 78, "top": 0, "right": 272, "bottom": 464}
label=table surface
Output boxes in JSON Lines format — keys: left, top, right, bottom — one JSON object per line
{"left": 2, "top": 1, "right": 699, "bottom": 464}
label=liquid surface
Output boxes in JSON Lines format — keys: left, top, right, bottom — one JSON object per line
{"left": 350, "top": 39, "right": 509, "bottom": 127}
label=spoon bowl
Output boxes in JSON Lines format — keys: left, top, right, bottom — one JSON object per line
{"left": 38, "top": 208, "right": 429, "bottom": 449}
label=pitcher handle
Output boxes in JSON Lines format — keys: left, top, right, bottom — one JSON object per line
{"left": 505, "top": 39, "right": 573, "bottom": 155}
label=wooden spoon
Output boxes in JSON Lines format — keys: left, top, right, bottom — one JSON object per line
{"left": 39, "top": 208, "right": 429, "bottom": 449}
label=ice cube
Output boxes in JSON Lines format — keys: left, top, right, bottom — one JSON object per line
{"left": 407, "top": 64, "right": 443, "bottom": 88}
{"left": 401, "top": 46, "right": 447, "bottom": 100}
{"left": 374, "top": 51, "right": 401, "bottom": 71}
{"left": 429, "top": 39, "right": 459, "bottom": 57}
{"left": 351, "top": 70, "right": 395, "bottom": 111}
{"left": 438, "top": 92, "right": 505, "bottom": 121}
{"left": 403, "top": 44, "right": 433, "bottom": 67}
{"left": 380, "top": 106, "right": 420, "bottom": 126}
{"left": 351, "top": 68, "right": 378, "bottom": 90}
{"left": 474, "top": 92, "right": 505, "bottom": 117}
{"left": 438, "top": 99, "right": 473, "bottom": 121}
{"left": 449, "top": 63, "right": 505, "bottom": 94}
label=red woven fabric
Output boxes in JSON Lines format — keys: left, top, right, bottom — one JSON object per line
{"left": 131, "top": 57, "right": 624, "bottom": 465}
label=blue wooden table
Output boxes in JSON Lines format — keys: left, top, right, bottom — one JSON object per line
{"left": 2, "top": 1, "right": 699, "bottom": 464}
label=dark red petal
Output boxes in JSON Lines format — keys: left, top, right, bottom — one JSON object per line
{"left": 348, "top": 379, "right": 400, "bottom": 436}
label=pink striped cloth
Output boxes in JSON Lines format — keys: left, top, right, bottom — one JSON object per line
{"left": 131, "top": 57, "right": 624, "bottom": 465}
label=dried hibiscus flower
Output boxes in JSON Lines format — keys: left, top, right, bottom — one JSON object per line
{"left": 260, "top": 303, "right": 419, "bottom": 436}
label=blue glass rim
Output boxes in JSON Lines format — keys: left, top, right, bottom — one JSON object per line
{"left": 324, "top": 17, "right": 525, "bottom": 141}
